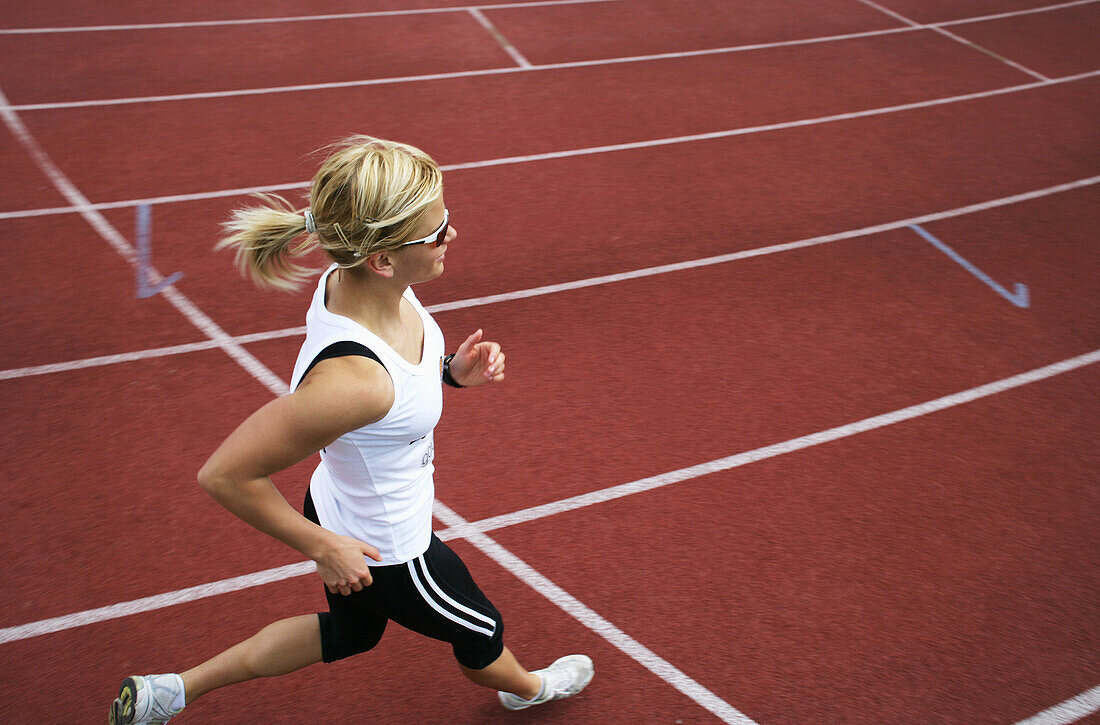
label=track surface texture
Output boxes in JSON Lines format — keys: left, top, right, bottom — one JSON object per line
{"left": 0, "top": 1, "right": 1097, "bottom": 723}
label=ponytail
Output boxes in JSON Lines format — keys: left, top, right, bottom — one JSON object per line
{"left": 217, "top": 135, "right": 443, "bottom": 292}
{"left": 216, "top": 194, "right": 317, "bottom": 292}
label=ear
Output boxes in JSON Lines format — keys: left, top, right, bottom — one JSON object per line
{"left": 365, "top": 250, "right": 396, "bottom": 278}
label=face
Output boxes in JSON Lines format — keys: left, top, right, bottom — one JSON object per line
{"left": 392, "top": 196, "right": 456, "bottom": 282}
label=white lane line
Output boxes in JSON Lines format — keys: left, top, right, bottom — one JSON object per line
{"left": 8, "top": 0, "right": 1097, "bottom": 112}
{"left": 430, "top": 72, "right": 1090, "bottom": 170}
{"left": 2, "top": 29, "right": 916, "bottom": 112}
{"left": 0, "top": 562, "right": 316, "bottom": 645}
{"left": 3, "top": 347, "right": 1096, "bottom": 644}
{"left": 2, "top": 69, "right": 1097, "bottom": 224}
{"left": 854, "top": 0, "right": 1050, "bottom": 80}
{"left": 2, "top": 174, "right": 1096, "bottom": 382}
{"left": 945, "top": 0, "right": 1096, "bottom": 26}
{"left": 932, "top": 24, "right": 1050, "bottom": 81}
{"left": 0, "top": 85, "right": 288, "bottom": 397}
{"left": 437, "top": 348, "right": 1100, "bottom": 539}
{"left": 0, "top": 328, "right": 306, "bottom": 381}
{"left": 468, "top": 8, "right": 532, "bottom": 68}
{"left": 425, "top": 175, "right": 1100, "bottom": 309}
{"left": 1, "top": 0, "right": 1090, "bottom": 35}
{"left": 1014, "top": 685, "right": 1100, "bottom": 724}
{"left": 0, "top": 340, "right": 222, "bottom": 381}
{"left": 431, "top": 500, "right": 758, "bottom": 724}
{"left": 9, "top": 65, "right": 529, "bottom": 112}
{"left": 0, "top": 182, "right": 312, "bottom": 220}
{"left": 0, "top": 0, "right": 626, "bottom": 34}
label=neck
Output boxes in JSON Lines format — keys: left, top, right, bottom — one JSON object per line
{"left": 326, "top": 266, "right": 408, "bottom": 330}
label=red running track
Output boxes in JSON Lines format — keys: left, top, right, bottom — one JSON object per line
{"left": 0, "top": 0, "right": 552, "bottom": 28}
{"left": 0, "top": 0, "right": 1097, "bottom": 722}
{"left": 17, "top": 74, "right": 1095, "bottom": 346}
{"left": 6, "top": 29, "right": 1035, "bottom": 198}
{"left": 946, "top": 2, "right": 1100, "bottom": 78}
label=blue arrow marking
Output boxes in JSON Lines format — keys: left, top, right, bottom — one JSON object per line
{"left": 135, "top": 204, "right": 183, "bottom": 298}
{"left": 909, "top": 224, "right": 1029, "bottom": 308}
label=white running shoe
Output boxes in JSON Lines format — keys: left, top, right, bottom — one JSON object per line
{"left": 498, "top": 655, "right": 594, "bottom": 711}
{"left": 109, "top": 674, "right": 184, "bottom": 724}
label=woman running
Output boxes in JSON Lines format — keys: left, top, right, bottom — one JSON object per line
{"left": 109, "top": 136, "right": 593, "bottom": 724}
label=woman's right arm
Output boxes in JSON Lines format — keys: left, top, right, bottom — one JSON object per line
{"left": 197, "top": 357, "right": 394, "bottom": 595}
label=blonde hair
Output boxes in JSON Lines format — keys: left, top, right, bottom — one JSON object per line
{"left": 217, "top": 135, "right": 444, "bottom": 291}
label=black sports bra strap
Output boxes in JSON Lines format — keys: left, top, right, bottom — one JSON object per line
{"left": 299, "top": 341, "right": 383, "bottom": 386}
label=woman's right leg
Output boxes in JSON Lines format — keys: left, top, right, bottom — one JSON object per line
{"left": 182, "top": 614, "right": 323, "bottom": 702}
{"left": 459, "top": 645, "right": 541, "bottom": 698}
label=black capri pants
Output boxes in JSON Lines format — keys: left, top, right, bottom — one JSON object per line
{"left": 304, "top": 487, "right": 505, "bottom": 670}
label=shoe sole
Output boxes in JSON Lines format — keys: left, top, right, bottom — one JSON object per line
{"left": 109, "top": 677, "right": 138, "bottom": 725}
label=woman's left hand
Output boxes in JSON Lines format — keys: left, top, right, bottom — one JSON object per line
{"left": 449, "top": 329, "right": 506, "bottom": 386}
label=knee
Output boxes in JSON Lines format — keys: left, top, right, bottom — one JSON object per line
{"left": 318, "top": 612, "right": 385, "bottom": 663}
{"left": 453, "top": 619, "right": 505, "bottom": 671}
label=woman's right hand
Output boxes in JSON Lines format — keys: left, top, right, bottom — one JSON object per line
{"left": 315, "top": 534, "right": 383, "bottom": 595}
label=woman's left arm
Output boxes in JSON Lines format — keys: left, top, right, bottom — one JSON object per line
{"left": 446, "top": 328, "right": 506, "bottom": 387}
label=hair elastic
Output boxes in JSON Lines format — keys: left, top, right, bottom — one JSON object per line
{"left": 303, "top": 210, "right": 317, "bottom": 234}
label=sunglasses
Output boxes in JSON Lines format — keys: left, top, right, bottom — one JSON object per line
{"left": 400, "top": 209, "right": 449, "bottom": 247}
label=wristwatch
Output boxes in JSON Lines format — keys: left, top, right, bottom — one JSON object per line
{"left": 442, "top": 353, "right": 465, "bottom": 388}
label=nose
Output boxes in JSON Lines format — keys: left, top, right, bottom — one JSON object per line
{"left": 443, "top": 224, "right": 457, "bottom": 244}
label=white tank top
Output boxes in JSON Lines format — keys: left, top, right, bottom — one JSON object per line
{"left": 290, "top": 264, "right": 445, "bottom": 565}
